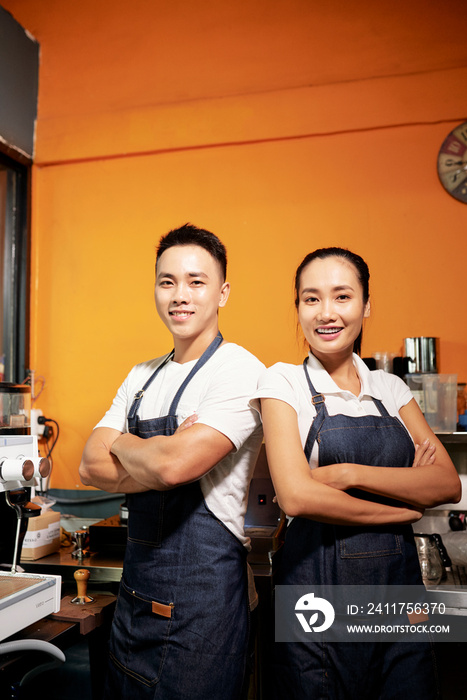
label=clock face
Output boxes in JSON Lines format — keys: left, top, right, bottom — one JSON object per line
{"left": 437, "top": 121, "right": 467, "bottom": 203}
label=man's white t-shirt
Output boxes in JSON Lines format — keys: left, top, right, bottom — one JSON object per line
{"left": 95, "top": 342, "right": 264, "bottom": 547}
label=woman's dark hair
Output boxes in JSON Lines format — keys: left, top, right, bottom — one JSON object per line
{"left": 294, "top": 247, "right": 370, "bottom": 355}
{"left": 156, "top": 223, "right": 227, "bottom": 281}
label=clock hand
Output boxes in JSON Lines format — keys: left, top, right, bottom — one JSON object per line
{"left": 448, "top": 163, "right": 467, "bottom": 180}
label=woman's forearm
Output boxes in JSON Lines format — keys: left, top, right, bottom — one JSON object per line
{"left": 311, "top": 400, "right": 462, "bottom": 510}
{"left": 348, "top": 462, "right": 461, "bottom": 508}
{"left": 277, "top": 474, "right": 423, "bottom": 525}
{"left": 312, "top": 461, "right": 461, "bottom": 509}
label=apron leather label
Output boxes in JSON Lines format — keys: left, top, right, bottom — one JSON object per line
{"left": 407, "top": 610, "right": 430, "bottom": 624}
{"left": 152, "top": 600, "right": 173, "bottom": 618}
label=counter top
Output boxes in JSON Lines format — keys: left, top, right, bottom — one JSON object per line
{"left": 20, "top": 544, "right": 273, "bottom": 586}
{"left": 425, "top": 565, "right": 467, "bottom": 616}
{"left": 436, "top": 432, "right": 467, "bottom": 444}
{"left": 21, "top": 544, "right": 124, "bottom": 586}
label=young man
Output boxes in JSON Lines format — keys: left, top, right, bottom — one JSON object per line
{"left": 79, "top": 223, "right": 264, "bottom": 700}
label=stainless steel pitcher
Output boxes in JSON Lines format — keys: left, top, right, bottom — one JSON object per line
{"left": 404, "top": 337, "right": 439, "bottom": 374}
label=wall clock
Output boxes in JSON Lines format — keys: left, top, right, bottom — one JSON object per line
{"left": 437, "top": 120, "right": 467, "bottom": 203}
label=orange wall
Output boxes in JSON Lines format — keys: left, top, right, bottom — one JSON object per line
{"left": 2, "top": 1, "right": 467, "bottom": 489}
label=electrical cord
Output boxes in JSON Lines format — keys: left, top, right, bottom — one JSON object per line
{"left": 35, "top": 416, "right": 124, "bottom": 504}
{"left": 38, "top": 416, "right": 59, "bottom": 459}
{"left": 37, "top": 416, "right": 59, "bottom": 495}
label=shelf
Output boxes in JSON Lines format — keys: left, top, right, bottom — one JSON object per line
{"left": 435, "top": 433, "right": 467, "bottom": 445}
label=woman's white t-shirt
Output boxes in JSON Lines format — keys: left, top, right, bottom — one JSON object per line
{"left": 251, "top": 352, "right": 414, "bottom": 469}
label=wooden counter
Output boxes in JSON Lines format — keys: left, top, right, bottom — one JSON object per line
{"left": 19, "top": 545, "right": 274, "bottom": 700}
{"left": 0, "top": 590, "right": 116, "bottom": 699}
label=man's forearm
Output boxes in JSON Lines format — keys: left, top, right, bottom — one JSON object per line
{"left": 80, "top": 456, "right": 150, "bottom": 493}
{"left": 110, "top": 424, "right": 234, "bottom": 490}
{"left": 110, "top": 432, "right": 176, "bottom": 490}
{"left": 79, "top": 428, "right": 151, "bottom": 493}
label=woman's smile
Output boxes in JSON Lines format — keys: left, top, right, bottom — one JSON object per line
{"left": 315, "top": 326, "right": 343, "bottom": 338}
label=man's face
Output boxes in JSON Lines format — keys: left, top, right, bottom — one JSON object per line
{"left": 155, "top": 245, "right": 230, "bottom": 345}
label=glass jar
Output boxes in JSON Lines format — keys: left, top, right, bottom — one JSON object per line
{"left": 0, "top": 383, "right": 31, "bottom": 434}
{"left": 415, "top": 535, "right": 444, "bottom": 584}
{"left": 457, "top": 382, "right": 467, "bottom": 416}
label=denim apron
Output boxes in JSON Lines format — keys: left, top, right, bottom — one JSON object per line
{"left": 105, "top": 333, "right": 249, "bottom": 700}
{"left": 272, "top": 360, "right": 440, "bottom": 700}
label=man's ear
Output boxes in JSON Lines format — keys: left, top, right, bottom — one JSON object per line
{"left": 219, "top": 282, "right": 230, "bottom": 308}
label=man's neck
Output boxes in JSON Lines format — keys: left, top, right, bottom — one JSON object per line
{"left": 172, "top": 329, "right": 221, "bottom": 364}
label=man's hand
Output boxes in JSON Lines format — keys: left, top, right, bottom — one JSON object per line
{"left": 175, "top": 413, "right": 198, "bottom": 433}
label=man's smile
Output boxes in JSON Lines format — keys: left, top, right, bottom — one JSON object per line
{"left": 169, "top": 310, "right": 194, "bottom": 318}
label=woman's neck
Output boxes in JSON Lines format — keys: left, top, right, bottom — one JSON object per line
{"left": 312, "top": 350, "right": 361, "bottom": 396}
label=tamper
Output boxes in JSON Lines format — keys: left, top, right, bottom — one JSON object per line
{"left": 71, "top": 568, "right": 94, "bottom": 605}
{"left": 71, "top": 528, "right": 90, "bottom": 559}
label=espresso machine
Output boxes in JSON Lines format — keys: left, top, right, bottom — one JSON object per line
{"left": 0, "top": 383, "right": 61, "bottom": 641}
{"left": 0, "top": 434, "right": 50, "bottom": 572}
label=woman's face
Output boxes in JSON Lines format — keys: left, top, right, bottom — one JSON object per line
{"left": 297, "top": 256, "right": 370, "bottom": 362}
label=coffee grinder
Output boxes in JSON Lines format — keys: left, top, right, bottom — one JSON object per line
{"left": 0, "top": 383, "right": 50, "bottom": 571}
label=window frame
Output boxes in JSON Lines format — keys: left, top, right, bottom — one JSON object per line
{"left": 0, "top": 146, "right": 31, "bottom": 384}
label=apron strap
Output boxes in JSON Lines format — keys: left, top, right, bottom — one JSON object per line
{"left": 128, "top": 350, "right": 174, "bottom": 421}
{"left": 302, "top": 359, "right": 392, "bottom": 460}
{"left": 128, "top": 332, "right": 223, "bottom": 423}
{"left": 168, "top": 332, "right": 223, "bottom": 415}
{"left": 302, "top": 359, "right": 329, "bottom": 462}
{"left": 372, "top": 396, "right": 391, "bottom": 417}
{"left": 303, "top": 359, "right": 328, "bottom": 412}
{"left": 304, "top": 411, "right": 326, "bottom": 462}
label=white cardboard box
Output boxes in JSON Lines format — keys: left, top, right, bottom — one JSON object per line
{"left": 22, "top": 508, "right": 61, "bottom": 560}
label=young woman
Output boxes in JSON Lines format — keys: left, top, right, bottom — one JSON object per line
{"left": 253, "top": 247, "right": 461, "bottom": 700}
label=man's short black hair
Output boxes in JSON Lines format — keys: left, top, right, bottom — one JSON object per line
{"left": 156, "top": 223, "right": 227, "bottom": 281}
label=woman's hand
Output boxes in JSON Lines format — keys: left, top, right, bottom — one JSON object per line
{"left": 412, "top": 439, "right": 436, "bottom": 468}
{"left": 311, "top": 440, "right": 437, "bottom": 493}
{"left": 405, "top": 505, "right": 425, "bottom": 523}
